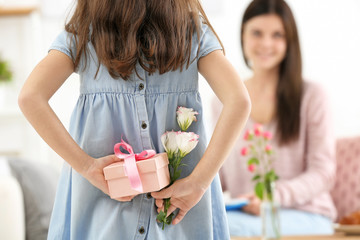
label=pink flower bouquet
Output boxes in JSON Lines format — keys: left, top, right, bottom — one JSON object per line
{"left": 241, "top": 123, "right": 281, "bottom": 239}
{"left": 241, "top": 123, "right": 278, "bottom": 201}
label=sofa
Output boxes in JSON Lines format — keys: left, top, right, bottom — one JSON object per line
{"left": 0, "top": 157, "right": 58, "bottom": 240}
{"left": 331, "top": 136, "right": 360, "bottom": 222}
{"left": 0, "top": 158, "right": 25, "bottom": 240}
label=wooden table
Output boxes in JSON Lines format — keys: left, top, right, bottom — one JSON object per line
{"left": 231, "top": 232, "right": 360, "bottom": 240}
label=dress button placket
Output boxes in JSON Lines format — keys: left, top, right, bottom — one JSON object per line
{"left": 138, "top": 226, "right": 145, "bottom": 234}
{"left": 146, "top": 193, "right": 152, "bottom": 199}
{"left": 133, "top": 69, "right": 153, "bottom": 240}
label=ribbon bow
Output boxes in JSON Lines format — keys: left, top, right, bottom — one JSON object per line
{"left": 114, "top": 139, "right": 156, "bottom": 192}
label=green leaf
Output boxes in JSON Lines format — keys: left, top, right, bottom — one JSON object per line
{"left": 265, "top": 171, "right": 274, "bottom": 182}
{"left": 156, "top": 210, "right": 166, "bottom": 222}
{"left": 157, "top": 211, "right": 168, "bottom": 230}
{"left": 0, "top": 60, "right": 12, "bottom": 82}
{"left": 248, "top": 157, "right": 260, "bottom": 165}
{"left": 265, "top": 169, "right": 279, "bottom": 182}
{"left": 157, "top": 198, "right": 173, "bottom": 230}
{"left": 266, "top": 150, "right": 273, "bottom": 155}
{"left": 252, "top": 174, "right": 261, "bottom": 181}
{"left": 255, "top": 182, "right": 264, "bottom": 200}
{"left": 166, "top": 213, "right": 174, "bottom": 225}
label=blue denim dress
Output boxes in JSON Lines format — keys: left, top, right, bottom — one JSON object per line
{"left": 47, "top": 23, "right": 230, "bottom": 240}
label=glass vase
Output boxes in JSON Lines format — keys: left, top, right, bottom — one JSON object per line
{"left": 261, "top": 182, "right": 281, "bottom": 240}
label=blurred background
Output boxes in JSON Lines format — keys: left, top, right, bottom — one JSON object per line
{"left": 0, "top": 0, "right": 359, "bottom": 172}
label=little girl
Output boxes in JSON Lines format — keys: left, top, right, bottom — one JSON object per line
{"left": 19, "top": 0, "right": 251, "bottom": 239}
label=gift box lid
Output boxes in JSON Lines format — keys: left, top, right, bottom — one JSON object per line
{"left": 103, "top": 153, "right": 169, "bottom": 180}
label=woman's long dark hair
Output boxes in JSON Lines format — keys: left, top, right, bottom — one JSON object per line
{"left": 241, "top": 0, "right": 303, "bottom": 144}
{"left": 65, "top": 0, "right": 223, "bottom": 80}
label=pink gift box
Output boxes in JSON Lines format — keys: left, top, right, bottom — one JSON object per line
{"left": 104, "top": 153, "right": 170, "bottom": 198}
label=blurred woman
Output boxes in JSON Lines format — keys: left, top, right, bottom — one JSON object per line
{"left": 215, "top": 0, "right": 336, "bottom": 236}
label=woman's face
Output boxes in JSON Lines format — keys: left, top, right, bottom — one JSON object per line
{"left": 242, "top": 14, "right": 287, "bottom": 72}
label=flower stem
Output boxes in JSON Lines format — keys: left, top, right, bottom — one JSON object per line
{"left": 157, "top": 198, "right": 174, "bottom": 230}
{"left": 270, "top": 200, "right": 281, "bottom": 239}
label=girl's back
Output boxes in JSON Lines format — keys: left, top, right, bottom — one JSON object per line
{"left": 48, "top": 8, "right": 230, "bottom": 240}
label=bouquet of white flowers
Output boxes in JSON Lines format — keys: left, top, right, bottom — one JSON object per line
{"left": 157, "top": 106, "right": 199, "bottom": 229}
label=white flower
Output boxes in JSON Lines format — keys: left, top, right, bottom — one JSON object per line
{"left": 176, "top": 106, "right": 198, "bottom": 131}
{"left": 175, "top": 131, "right": 199, "bottom": 158}
{"left": 161, "top": 131, "right": 178, "bottom": 158}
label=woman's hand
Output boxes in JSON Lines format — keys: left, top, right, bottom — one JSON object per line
{"left": 82, "top": 154, "right": 136, "bottom": 202}
{"left": 151, "top": 176, "right": 207, "bottom": 225}
{"left": 239, "top": 192, "right": 261, "bottom": 216}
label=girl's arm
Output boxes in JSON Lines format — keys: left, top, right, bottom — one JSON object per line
{"left": 18, "top": 50, "right": 130, "bottom": 201}
{"left": 152, "top": 50, "right": 251, "bottom": 224}
{"left": 194, "top": 49, "right": 251, "bottom": 189}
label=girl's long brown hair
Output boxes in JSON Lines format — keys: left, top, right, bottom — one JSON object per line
{"left": 65, "top": 0, "right": 222, "bottom": 80}
{"left": 241, "top": 0, "right": 303, "bottom": 144}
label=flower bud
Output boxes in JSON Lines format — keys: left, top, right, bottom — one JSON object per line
{"left": 265, "top": 145, "right": 272, "bottom": 154}
{"left": 244, "top": 130, "right": 254, "bottom": 140}
{"left": 240, "top": 147, "right": 248, "bottom": 156}
{"left": 176, "top": 106, "right": 198, "bottom": 131}
{"left": 263, "top": 131, "right": 272, "bottom": 140}
{"left": 248, "top": 164, "right": 255, "bottom": 172}
{"left": 254, "top": 123, "right": 263, "bottom": 137}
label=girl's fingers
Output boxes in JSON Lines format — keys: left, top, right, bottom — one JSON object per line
{"left": 151, "top": 186, "right": 172, "bottom": 199}
{"left": 155, "top": 199, "right": 164, "bottom": 208}
{"left": 156, "top": 206, "right": 164, "bottom": 213}
{"left": 166, "top": 204, "right": 177, "bottom": 217}
{"left": 172, "top": 209, "right": 187, "bottom": 225}
{"left": 99, "top": 155, "right": 121, "bottom": 168}
{"left": 115, "top": 195, "right": 135, "bottom": 202}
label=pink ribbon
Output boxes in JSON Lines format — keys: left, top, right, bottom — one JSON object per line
{"left": 114, "top": 139, "right": 156, "bottom": 193}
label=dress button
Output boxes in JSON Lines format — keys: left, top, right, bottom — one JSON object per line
{"left": 139, "top": 226, "right": 145, "bottom": 234}
{"left": 141, "top": 121, "right": 147, "bottom": 129}
{"left": 139, "top": 83, "right": 144, "bottom": 91}
{"left": 146, "top": 193, "right": 152, "bottom": 199}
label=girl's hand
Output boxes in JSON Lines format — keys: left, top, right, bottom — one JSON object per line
{"left": 151, "top": 176, "right": 206, "bottom": 225}
{"left": 240, "top": 192, "right": 261, "bottom": 215}
{"left": 82, "top": 154, "right": 136, "bottom": 202}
